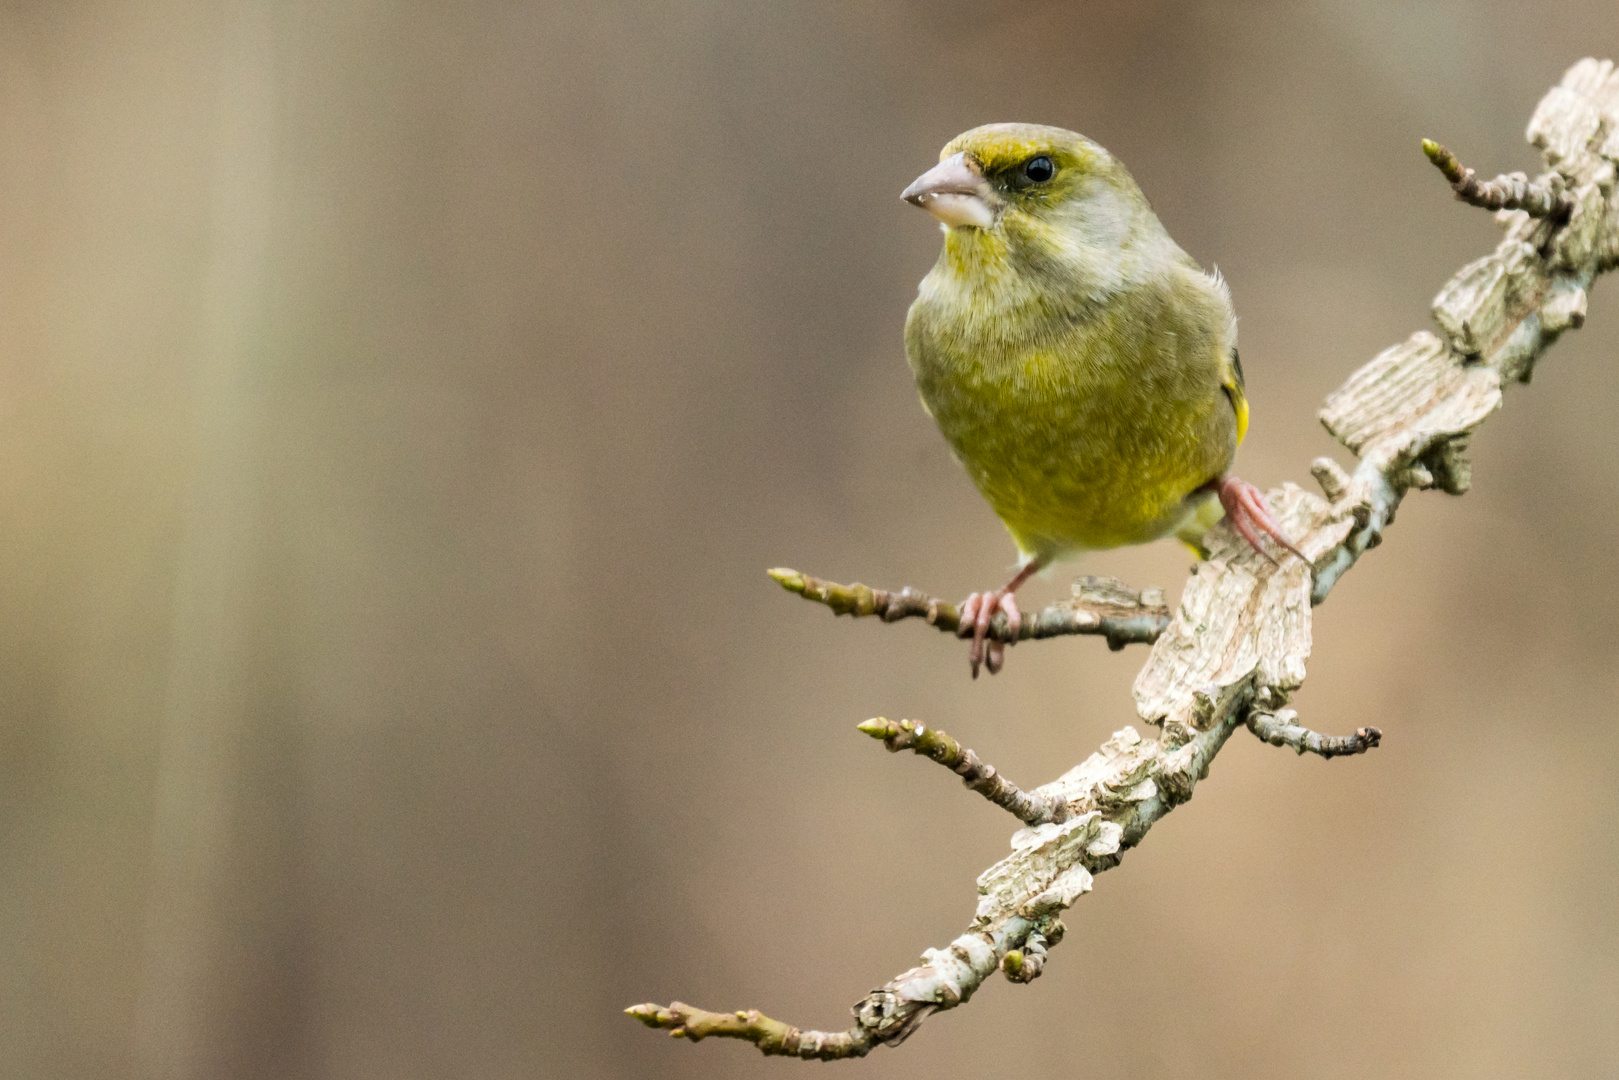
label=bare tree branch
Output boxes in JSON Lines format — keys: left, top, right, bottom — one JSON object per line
{"left": 625, "top": 1002, "right": 875, "bottom": 1060}
{"left": 630, "top": 58, "right": 1619, "bottom": 1062}
{"left": 768, "top": 568, "right": 1170, "bottom": 650}
{"left": 856, "top": 717, "right": 1070, "bottom": 825}
{"left": 1248, "top": 709, "right": 1382, "bottom": 758}
{"left": 1422, "top": 138, "right": 1572, "bottom": 219}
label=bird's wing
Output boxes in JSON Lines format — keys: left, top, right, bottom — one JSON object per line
{"left": 1221, "top": 347, "right": 1249, "bottom": 446}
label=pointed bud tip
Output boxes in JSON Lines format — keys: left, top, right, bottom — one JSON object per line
{"left": 626, "top": 1003, "right": 665, "bottom": 1026}
{"left": 766, "top": 568, "right": 805, "bottom": 593}
{"left": 856, "top": 718, "right": 892, "bottom": 739}
{"left": 1420, "top": 139, "right": 1462, "bottom": 179}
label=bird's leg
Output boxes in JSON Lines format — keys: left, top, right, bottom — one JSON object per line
{"left": 961, "top": 557, "right": 1045, "bottom": 679}
{"left": 1206, "top": 476, "right": 1307, "bottom": 564}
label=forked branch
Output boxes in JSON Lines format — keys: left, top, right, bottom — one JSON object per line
{"left": 629, "top": 59, "right": 1619, "bottom": 1062}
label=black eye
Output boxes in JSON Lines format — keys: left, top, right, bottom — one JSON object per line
{"left": 1022, "top": 156, "right": 1055, "bottom": 183}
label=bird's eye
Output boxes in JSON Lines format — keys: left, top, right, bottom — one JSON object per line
{"left": 1022, "top": 156, "right": 1055, "bottom": 183}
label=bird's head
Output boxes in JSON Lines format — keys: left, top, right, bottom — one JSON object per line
{"left": 901, "top": 124, "right": 1101, "bottom": 228}
{"left": 903, "top": 124, "right": 1159, "bottom": 283}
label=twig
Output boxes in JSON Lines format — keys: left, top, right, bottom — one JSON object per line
{"left": 625, "top": 1002, "right": 874, "bottom": 1060}
{"left": 1422, "top": 138, "right": 1571, "bottom": 219}
{"left": 1247, "top": 710, "right": 1382, "bottom": 758}
{"left": 768, "top": 568, "right": 1170, "bottom": 651}
{"left": 855, "top": 717, "right": 1069, "bottom": 825}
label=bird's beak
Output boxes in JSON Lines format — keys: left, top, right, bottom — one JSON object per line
{"left": 902, "top": 152, "right": 998, "bottom": 230}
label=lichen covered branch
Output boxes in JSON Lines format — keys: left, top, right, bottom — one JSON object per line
{"left": 1248, "top": 709, "right": 1382, "bottom": 758}
{"left": 633, "top": 58, "right": 1619, "bottom": 1062}
{"left": 768, "top": 568, "right": 1169, "bottom": 650}
{"left": 856, "top": 717, "right": 1069, "bottom": 825}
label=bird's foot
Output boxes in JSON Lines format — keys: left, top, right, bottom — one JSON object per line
{"left": 959, "top": 558, "right": 1044, "bottom": 678}
{"left": 1212, "top": 475, "right": 1307, "bottom": 564}
{"left": 961, "top": 588, "right": 1022, "bottom": 678}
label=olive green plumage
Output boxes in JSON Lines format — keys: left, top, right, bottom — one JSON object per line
{"left": 904, "top": 123, "right": 1247, "bottom": 562}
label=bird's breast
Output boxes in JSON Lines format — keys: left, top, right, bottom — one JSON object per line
{"left": 905, "top": 270, "right": 1236, "bottom": 557}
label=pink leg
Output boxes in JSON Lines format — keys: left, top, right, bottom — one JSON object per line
{"left": 1209, "top": 476, "right": 1307, "bottom": 564}
{"left": 962, "top": 557, "right": 1044, "bottom": 679}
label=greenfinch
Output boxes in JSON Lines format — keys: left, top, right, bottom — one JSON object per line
{"left": 902, "top": 123, "right": 1302, "bottom": 677}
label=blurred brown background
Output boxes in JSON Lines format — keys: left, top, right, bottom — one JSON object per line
{"left": 0, "top": 2, "right": 1615, "bottom": 1078}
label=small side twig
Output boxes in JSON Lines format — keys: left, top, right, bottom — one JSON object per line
{"left": 857, "top": 718, "right": 1069, "bottom": 825}
{"left": 1001, "top": 920, "right": 1064, "bottom": 984}
{"left": 767, "top": 568, "right": 1169, "bottom": 651}
{"left": 1422, "top": 138, "right": 1571, "bottom": 219}
{"left": 1247, "top": 710, "right": 1382, "bottom": 759}
{"left": 625, "top": 1003, "right": 873, "bottom": 1060}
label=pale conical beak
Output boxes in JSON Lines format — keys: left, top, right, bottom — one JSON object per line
{"left": 902, "top": 152, "right": 998, "bottom": 229}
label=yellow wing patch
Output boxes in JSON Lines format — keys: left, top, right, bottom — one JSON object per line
{"left": 1221, "top": 348, "right": 1249, "bottom": 446}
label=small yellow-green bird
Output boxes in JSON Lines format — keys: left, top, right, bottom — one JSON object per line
{"left": 902, "top": 123, "right": 1302, "bottom": 677}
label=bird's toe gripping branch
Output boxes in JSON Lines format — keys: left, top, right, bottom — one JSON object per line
{"left": 961, "top": 587, "right": 1020, "bottom": 676}
{"left": 1211, "top": 475, "right": 1309, "bottom": 565}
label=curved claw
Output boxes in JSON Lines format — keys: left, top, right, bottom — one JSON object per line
{"left": 964, "top": 588, "right": 1024, "bottom": 678}
{"left": 961, "top": 592, "right": 983, "bottom": 675}
{"left": 1001, "top": 592, "right": 1022, "bottom": 639}
{"left": 961, "top": 558, "right": 1045, "bottom": 679}
{"left": 1215, "top": 476, "right": 1308, "bottom": 564}
{"left": 965, "top": 590, "right": 995, "bottom": 678}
